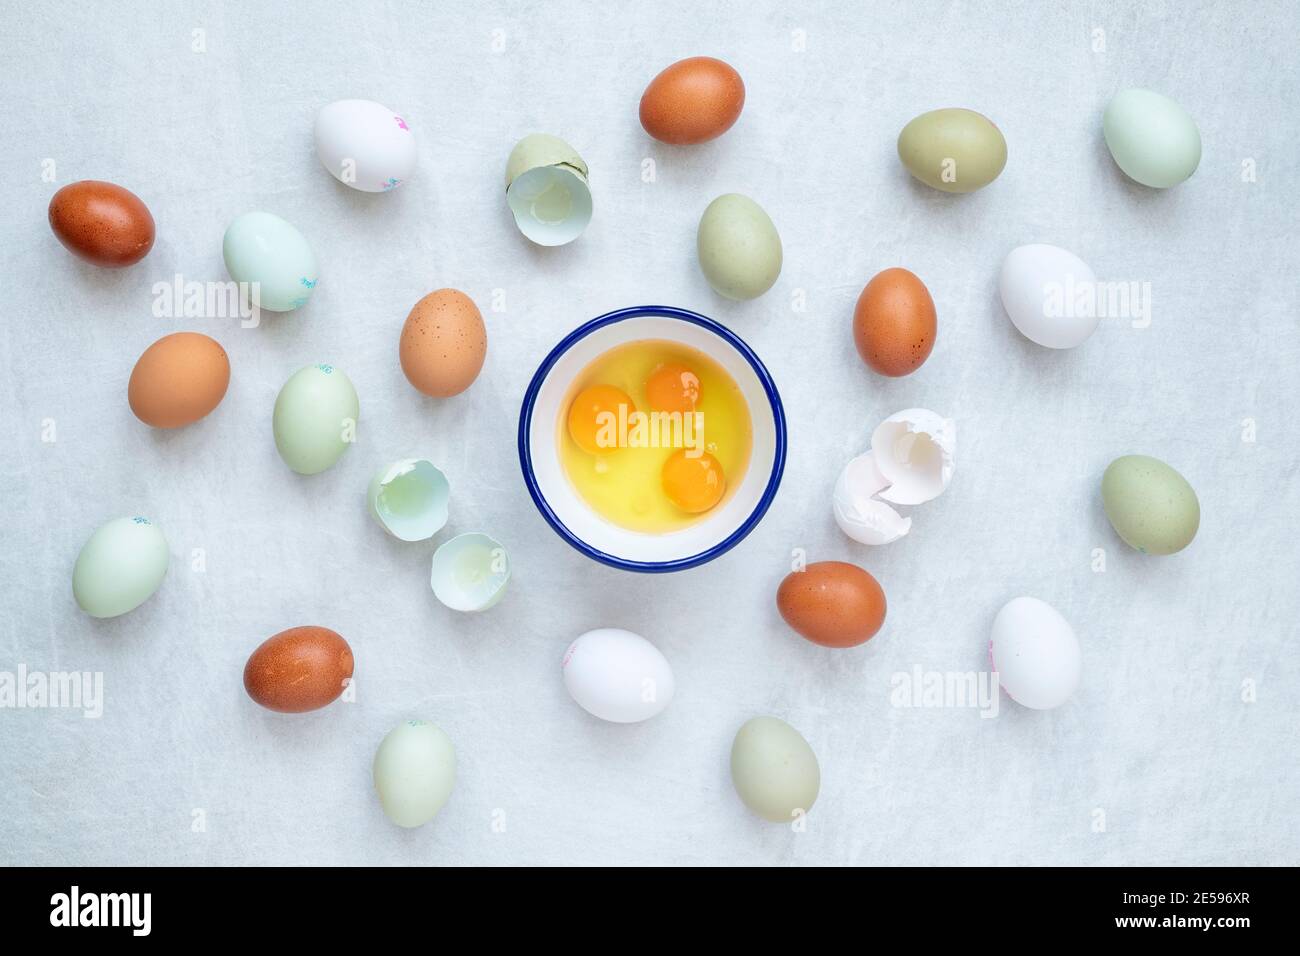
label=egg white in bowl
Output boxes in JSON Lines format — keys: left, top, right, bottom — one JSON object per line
{"left": 519, "top": 305, "right": 786, "bottom": 572}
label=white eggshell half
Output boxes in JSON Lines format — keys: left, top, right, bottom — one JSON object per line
{"left": 372, "top": 719, "right": 456, "bottom": 827}
{"left": 990, "top": 595, "right": 1081, "bottom": 710}
{"left": 315, "top": 98, "right": 417, "bottom": 193}
{"left": 562, "top": 628, "right": 675, "bottom": 723}
{"left": 999, "top": 243, "right": 1099, "bottom": 349}
{"left": 832, "top": 453, "right": 911, "bottom": 545}
{"left": 430, "top": 532, "right": 509, "bottom": 612}
{"left": 367, "top": 459, "right": 449, "bottom": 541}
{"left": 871, "top": 408, "right": 956, "bottom": 506}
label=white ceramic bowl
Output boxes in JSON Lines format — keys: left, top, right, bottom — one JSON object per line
{"left": 519, "top": 305, "right": 786, "bottom": 572}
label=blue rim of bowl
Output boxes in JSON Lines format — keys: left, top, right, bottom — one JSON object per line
{"left": 518, "top": 305, "right": 787, "bottom": 573}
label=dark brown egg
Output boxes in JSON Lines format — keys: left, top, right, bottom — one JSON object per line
{"left": 853, "top": 268, "right": 936, "bottom": 377}
{"left": 640, "top": 57, "right": 745, "bottom": 145}
{"left": 48, "top": 180, "right": 155, "bottom": 268}
{"left": 243, "top": 626, "right": 354, "bottom": 713}
{"left": 776, "top": 561, "right": 887, "bottom": 648}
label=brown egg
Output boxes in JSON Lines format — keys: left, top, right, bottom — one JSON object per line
{"left": 399, "top": 288, "right": 487, "bottom": 398}
{"left": 640, "top": 57, "right": 745, "bottom": 145}
{"left": 48, "top": 180, "right": 155, "bottom": 267}
{"left": 243, "top": 626, "right": 354, "bottom": 714}
{"left": 853, "top": 268, "right": 937, "bottom": 377}
{"left": 127, "top": 332, "right": 230, "bottom": 429}
{"left": 776, "top": 561, "right": 887, "bottom": 648}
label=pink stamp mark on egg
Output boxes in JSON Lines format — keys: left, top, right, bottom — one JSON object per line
{"left": 395, "top": 116, "right": 409, "bottom": 130}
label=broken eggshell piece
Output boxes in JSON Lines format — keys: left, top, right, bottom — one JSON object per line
{"left": 430, "top": 532, "right": 510, "bottom": 612}
{"left": 870, "top": 409, "right": 955, "bottom": 506}
{"left": 367, "top": 459, "right": 450, "bottom": 542}
{"left": 505, "top": 134, "right": 593, "bottom": 246}
{"left": 833, "top": 453, "right": 912, "bottom": 545}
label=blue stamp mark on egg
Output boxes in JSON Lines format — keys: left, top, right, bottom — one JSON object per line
{"left": 317, "top": 363, "right": 334, "bottom": 374}
{"left": 300, "top": 277, "right": 316, "bottom": 288}
{"left": 132, "top": 516, "right": 151, "bottom": 525}
{"left": 382, "top": 177, "right": 401, "bottom": 191}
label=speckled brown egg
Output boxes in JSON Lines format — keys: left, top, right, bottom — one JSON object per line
{"left": 399, "top": 288, "right": 487, "bottom": 398}
{"left": 776, "top": 561, "right": 887, "bottom": 649}
{"left": 853, "top": 267, "right": 937, "bottom": 377}
{"left": 640, "top": 57, "right": 745, "bottom": 145}
{"left": 243, "top": 626, "right": 354, "bottom": 714}
{"left": 127, "top": 332, "right": 230, "bottom": 429}
{"left": 48, "top": 180, "right": 155, "bottom": 267}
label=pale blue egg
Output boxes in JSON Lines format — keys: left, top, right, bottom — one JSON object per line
{"left": 222, "top": 211, "right": 318, "bottom": 312}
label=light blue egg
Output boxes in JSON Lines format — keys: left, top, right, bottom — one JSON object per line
{"left": 222, "top": 211, "right": 318, "bottom": 312}
{"left": 1103, "top": 89, "right": 1201, "bottom": 189}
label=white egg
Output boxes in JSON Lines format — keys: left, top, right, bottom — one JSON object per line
{"left": 430, "top": 533, "right": 509, "bottom": 611}
{"left": 367, "top": 459, "right": 449, "bottom": 541}
{"left": 315, "top": 99, "right": 417, "bottom": 193}
{"left": 990, "top": 596, "right": 1081, "bottom": 710}
{"left": 372, "top": 719, "right": 456, "bottom": 827}
{"left": 999, "top": 244, "right": 1099, "bottom": 349}
{"left": 72, "top": 516, "right": 169, "bottom": 618}
{"left": 562, "top": 628, "right": 674, "bottom": 723}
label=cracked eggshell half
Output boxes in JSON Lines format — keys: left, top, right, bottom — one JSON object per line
{"left": 833, "top": 453, "right": 912, "bottom": 545}
{"left": 431, "top": 532, "right": 509, "bottom": 612}
{"left": 870, "top": 409, "right": 955, "bottom": 506}
{"left": 505, "top": 134, "right": 592, "bottom": 246}
{"left": 367, "top": 459, "right": 449, "bottom": 541}
{"left": 999, "top": 243, "right": 1098, "bottom": 349}
{"left": 315, "top": 99, "right": 417, "bottom": 192}
{"left": 73, "top": 516, "right": 169, "bottom": 619}
{"left": 273, "top": 364, "right": 359, "bottom": 475}
{"left": 990, "top": 596, "right": 1081, "bottom": 710}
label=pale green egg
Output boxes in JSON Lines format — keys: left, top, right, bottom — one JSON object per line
{"left": 730, "top": 715, "right": 820, "bottom": 823}
{"left": 1103, "top": 89, "right": 1201, "bottom": 188}
{"left": 697, "top": 193, "right": 782, "bottom": 300}
{"left": 373, "top": 719, "right": 456, "bottom": 828}
{"left": 222, "top": 211, "right": 318, "bottom": 312}
{"left": 272, "top": 364, "right": 359, "bottom": 475}
{"left": 897, "top": 107, "right": 1007, "bottom": 193}
{"left": 1102, "top": 454, "right": 1200, "bottom": 555}
{"left": 73, "top": 516, "right": 169, "bottom": 618}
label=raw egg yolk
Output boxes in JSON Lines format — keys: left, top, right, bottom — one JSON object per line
{"left": 661, "top": 449, "right": 726, "bottom": 513}
{"left": 567, "top": 384, "right": 634, "bottom": 455}
{"left": 646, "top": 363, "right": 701, "bottom": 414}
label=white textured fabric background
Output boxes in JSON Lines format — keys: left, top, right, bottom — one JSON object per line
{"left": 1, "top": 0, "right": 1297, "bottom": 866}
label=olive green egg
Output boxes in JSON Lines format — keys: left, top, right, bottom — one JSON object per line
{"left": 897, "top": 108, "right": 1007, "bottom": 193}
{"left": 696, "top": 193, "right": 782, "bottom": 300}
{"left": 1103, "top": 88, "right": 1200, "bottom": 189}
{"left": 1101, "top": 455, "right": 1200, "bottom": 555}
{"left": 730, "top": 715, "right": 820, "bottom": 823}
